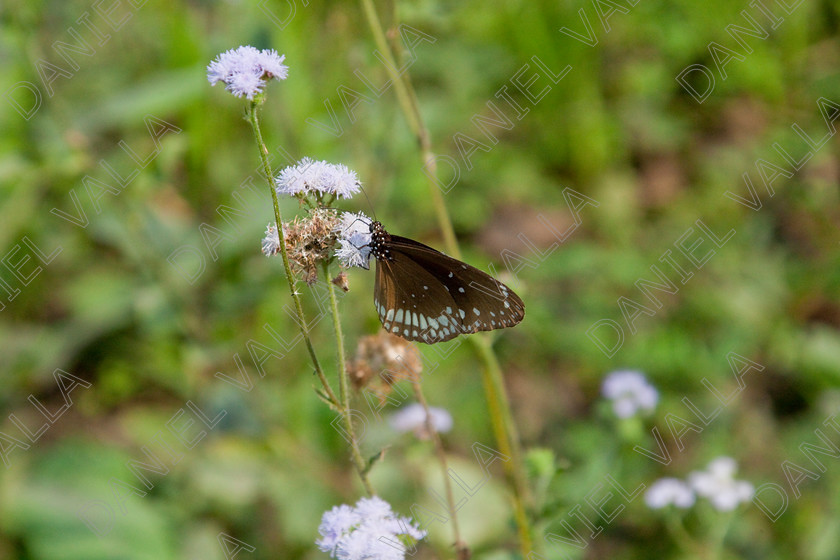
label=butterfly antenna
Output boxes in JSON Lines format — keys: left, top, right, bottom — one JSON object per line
{"left": 358, "top": 182, "right": 377, "bottom": 223}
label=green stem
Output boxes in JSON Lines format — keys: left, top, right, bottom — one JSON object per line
{"left": 358, "top": 2, "right": 536, "bottom": 556}
{"left": 323, "top": 261, "right": 375, "bottom": 495}
{"left": 703, "top": 509, "right": 733, "bottom": 560}
{"left": 472, "top": 335, "right": 534, "bottom": 553}
{"left": 664, "top": 514, "right": 702, "bottom": 558}
{"left": 411, "top": 377, "right": 467, "bottom": 559}
{"left": 358, "top": 0, "right": 459, "bottom": 256}
{"left": 246, "top": 102, "right": 338, "bottom": 407}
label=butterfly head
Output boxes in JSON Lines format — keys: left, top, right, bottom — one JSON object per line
{"left": 369, "top": 221, "right": 393, "bottom": 262}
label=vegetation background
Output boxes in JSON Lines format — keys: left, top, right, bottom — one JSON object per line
{"left": 1, "top": 0, "right": 839, "bottom": 558}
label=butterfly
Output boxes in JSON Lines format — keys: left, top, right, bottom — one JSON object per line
{"left": 368, "top": 221, "right": 525, "bottom": 344}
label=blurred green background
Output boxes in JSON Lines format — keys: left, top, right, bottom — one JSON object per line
{"left": 2, "top": 0, "right": 840, "bottom": 558}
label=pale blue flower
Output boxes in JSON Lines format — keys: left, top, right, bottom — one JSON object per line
{"left": 602, "top": 369, "right": 658, "bottom": 418}
{"left": 336, "top": 524, "right": 403, "bottom": 560}
{"left": 689, "top": 457, "right": 754, "bottom": 511}
{"left": 354, "top": 496, "right": 394, "bottom": 519}
{"left": 335, "top": 211, "right": 373, "bottom": 269}
{"left": 645, "top": 478, "right": 695, "bottom": 509}
{"left": 389, "top": 403, "right": 453, "bottom": 439}
{"left": 207, "top": 45, "right": 288, "bottom": 100}
{"left": 386, "top": 516, "right": 427, "bottom": 541}
{"left": 276, "top": 158, "right": 361, "bottom": 199}
{"left": 316, "top": 496, "right": 426, "bottom": 560}
{"left": 323, "top": 162, "right": 362, "bottom": 198}
{"left": 228, "top": 71, "right": 263, "bottom": 99}
{"left": 317, "top": 504, "right": 361, "bottom": 551}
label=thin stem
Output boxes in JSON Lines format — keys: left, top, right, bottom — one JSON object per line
{"left": 359, "top": 2, "right": 536, "bottom": 556}
{"left": 246, "top": 102, "right": 338, "bottom": 407}
{"left": 472, "top": 336, "right": 534, "bottom": 553}
{"left": 664, "top": 514, "right": 706, "bottom": 558}
{"left": 410, "top": 377, "right": 468, "bottom": 559}
{"left": 358, "top": 0, "right": 459, "bottom": 256}
{"left": 703, "top": 509, "right": 733, "bottom": 560}
{"left": 323, "top": 261, "right": 375, "bottom": 496}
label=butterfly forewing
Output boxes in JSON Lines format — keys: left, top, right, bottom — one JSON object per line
{"left": 375, "top": 248, "right": 463, "bottom": 343}
{"left": 371, "top": 222, "right": 524, "bottom": 344}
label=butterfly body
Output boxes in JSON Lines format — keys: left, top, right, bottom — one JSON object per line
{"left": 369, "top": 221, "right": 525, "bottom": 344}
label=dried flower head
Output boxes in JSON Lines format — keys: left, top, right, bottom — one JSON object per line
{"left": 347, "top": 332, "right": 422, "bottom": 392}
{"left": 261, "top": 208, "right": 341, "bottom": 285}
{"left": 332, "top": 270, "right": 350, "bottom": 292}
{"left": 207, "top": 45, "right": 288, "bottom": 100}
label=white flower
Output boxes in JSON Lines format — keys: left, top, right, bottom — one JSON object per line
{"left": 644, "top": 477, "right": 696, "bottom": 509}
{"left": 601, "top": 369, "right": 658, "bottom": 418}
{"left": 335, "top": 211, "right": 373, "bottom": 269}
{"left": 207, "top": 45, "right": 288, "bottom": 99}
{"left": 316, "top": 496, "right": 426, "bottom": 560}
{"left": 688, "top": 456, "right": 754, "bottom": 511}
{"left": 317, "top": 504, "right": 361, "bottom": 551}
{"left": 389, "top": 403, "right": 453, "bottom": 439}
{"left": 261, "top": 223, "right": 281, "bottom": 256}
{"left": 354, "top": 496, "right": 394, "bottom": 519}
{"left": 276, "top": 157, "right": 361, "bottom": 199}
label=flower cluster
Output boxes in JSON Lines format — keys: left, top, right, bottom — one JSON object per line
{"left": 316, "top": 496, "right": 426, "bottom": 560}
{"left": 644, "top": 478, "right": 695, "bottom": 509}
{"left": 208, "top": 48, "right": 367, "bottom": 269}
{"left": 261, "top": 208, "right": 341, "bottom": 285}
{"left": 207, "top": 46, "right": 288, "bottom": 99}
{"left": 261, "top": 163, "right": 366, "bottom": 276}
{"left": 645, "top": 456, "right": 754, "bottom": 511}
{"left": 389, "top": 403, "right": 453, "bottom": 439}
{"left": 688, "top": 456, "right": 755, "bottom": 511}
{"left": 210, "top": 47, "right": 427, "bottom": 558}
{"left": 601, "top": 369, "right": 658, "bottom": 418}
{"left": 335, "top": 211, "right": 373, "bottom": 269}
{"left": 276, "top": 157, "right": 361, "bottom": 200}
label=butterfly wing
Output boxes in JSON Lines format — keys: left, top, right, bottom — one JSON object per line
{"left": 374, "top": 235, "right": 525, "bottom": 343}
{"left": 375, "top": 247, "right": 464, "bottom": 343}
